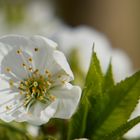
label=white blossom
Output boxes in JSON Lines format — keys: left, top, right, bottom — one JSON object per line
{"left": 0, "top": 35, "right": 81, "bottom": 125}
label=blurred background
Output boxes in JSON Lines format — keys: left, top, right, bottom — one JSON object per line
{"left": 0, "top": 0, "right": 139, "bottom": 69}
{"left": 0, "top": 0, "right": 140, "bottom": 139}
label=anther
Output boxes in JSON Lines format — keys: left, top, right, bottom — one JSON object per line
{"left": 28, "top": 58, "right": 32, "bottom": 62}
{"left": 29, "top": 67, "right": 33, "bottom": 71}
{"left": 6, "top": 106, "right": 11, "bottom": 111}
{"left": 9, "top": 80, "right": 14, "bottom": 87}
{"left": 50, "top": 95, "right": 56, "bottom": 101}
{"left": 34, "top": 48, "right": 39, "bottom": 52}
{"left": 58, "top": 75, "right": 62, "bottom": 78}
{"left": 22, "top": 63, "right": 26, "bottom": 67}
{"left": 47, "top": 81, "right": 51, "bottom": 86}
{"left": 34, "top": 69, "right": 39, "bottom": 74}
{"left": 17, "top": 49, "right": 22, "bottom": 54}
{"left": 6, "top": 68, "right": 11, "bottom": 72}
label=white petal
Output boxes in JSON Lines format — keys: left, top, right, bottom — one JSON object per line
{"left": 15, "top": 101, "right": 57, "bottom": 125}
{"left": 1, "top": 47, "right": 31, "bottom": 80}
{"left": 0, "top": 77, "right": 10, "bottom": 91}
{"left": 0, "top": 35, "right": 73, "bottom": 80}
{"left": 0, "top": 93, "right": 21, "bottom": 122}
{"left": 0, "top": 35, "right": 29, "bottom": 47}
{"left": 50, "top": 83, "right": 81, "bottom": 119}
{"left": 53, "top": 50, "right": 74, "bottom": 80}
{"left": 28, "top": 36, "right": 57, "bottom": 74}
{"left": 0, "top": 114, "right": 15, "bottom": 122}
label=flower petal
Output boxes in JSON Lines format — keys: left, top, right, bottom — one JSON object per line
{"left": 0, "top": 92, "right": 21, "bottom": 122}
{"left": 15, "top": 101, "right": 58, "bottom": 125}
{"left": 50, "top": 83, "right": 81, "bottom": 119}
{"left": 0, "top": 35, "right": 73, "bottom": 81}
{"left": 53, "top": 50, "right": 74, "bottom": 80}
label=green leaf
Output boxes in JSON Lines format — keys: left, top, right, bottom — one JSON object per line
{"left": 84, "top": 56, "right": 114, "bottom": 138}
{"left": 67, "top": 52, "right": 104, "bottom": 140}
{"left": 92, "top": 71, "right": 140, "bottom": 139}
{"left": 103, "top": 61, "right": 114, "bottom": 92}
{"left": 104, "top": 116, "right": 140, "bottom": 140}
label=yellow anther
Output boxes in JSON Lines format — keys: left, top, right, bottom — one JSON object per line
{"left": 29, "top": 67, "right": 33, "bottom": 71}
{"left": 20, "top": 91, "right": 23, "bottom": 95}
{"left": 47, "top": 81, "right": 51, "bottom": 86}
{"left": 34, "top": 69, "right": 39, "bottom": 74}
{"left": 20, "top": 83, "right": 24, "bottom": 87}
{"left": 25, "top": 81, "right": 28, "bottom": 85}
{"left": 6, "top": 106, "right": 11, "bottom": 110}
{"left": 32, "top": 87, "right": 36, "bottom": 93}
{"left": 28, "top": 58, "right": 32, "bottom": 62}
{"left": 50, "top": 95, "right": 56, "bottom": 101}
{"left": 61, "top": 80, "right": 66, "bottom": 84}
{"left": 6, "top": 68, "right": 11, "bottom": 72}
{"left": 45, "top": 69, "right": 50, "bottom": 74}
{"left": 34, "top": 48, "right": 39, "bottom": 52}
{"left": 58, "top": 75, "right": 62, "bottom": 78}
{"left": 22, "top": 63, "right": 26, "bottom": 67}
{"left": 38, "top": 96, "right": 44, "bottom": 100}
{"left": 17, "top": 49, "right": 22, "bottom": 54}
{"left": 9, "top": 80, "right": 14, "bottom": 86}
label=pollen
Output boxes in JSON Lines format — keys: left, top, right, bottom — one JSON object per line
{"left": 9, "top": 80, "right": 14, "bottom": 87}
{"left": 28, "top": 58, "right": 32, "bottom": 62}
{"left": 45, "top": 69, "right": 51, "bottom": 78}
{"left": 5, "top": 106, "right": 11, "bottom": 111}
{"left": 34, "top": 69, "right": 39, "bottom": 74}
{"left": 18, "top": 71, "right": 55, "bottom": 108}
{"left": 17, "top": 49, "right": 22, "bottom": 54}
{"left": 6, "top": 68, "right": 11, "bottom": 72}
{"left": 22, "top": 63, "right": 26, "bottom": 67}
{"left": 28, "top": 67, "right": 33, "bottom": 71}
{"left": 34, "top": 48, "right": 39, "bottom": 52}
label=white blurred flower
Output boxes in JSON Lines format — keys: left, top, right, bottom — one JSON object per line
{"left": 0, "top": 35, "right": 81, "bottom": 125}
{"left": 52, "top": 25, "right": 133, "bottom": 82}
{"left": 0, "top": 1, "right": 60, "bottom": 36}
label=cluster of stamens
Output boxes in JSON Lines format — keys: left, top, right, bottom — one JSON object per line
{"left": 5, "top": 48, "right": 56, "bottom": 109}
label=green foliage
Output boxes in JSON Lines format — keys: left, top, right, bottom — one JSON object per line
{"left": 67, "top": 51, "right": 140, "bottom": 140}
{"left": 67, "top": 51, "right": 104, "bottom": 140}
{"left": 104, "top": 116, "right": 140, "bottom": 140}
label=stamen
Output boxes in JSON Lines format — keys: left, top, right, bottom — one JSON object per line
{"left": 6, "top": 105, "right": 12, "bottom": 111}
{"left": 6, "top": 68, "right": 11, "bottom": 72}
{"left": 28, "top": 67, "right": 33, "bottom": 72}
{"left": 17, "top": 49, "right": 22, "bottom": 54}
{"left": 61, "top": 80, "right": 66, "bottom": 84}
{"left": 17, "top": 48, "right": 34, "bottom": 75}
{"left": 33, "top": 69, "right": 39, "bottom": 75}
{"left": 47, "top": 81, "right": 51, "bottom": 86}
{"left": 45, "top": 69, "right": 51, "bottom": 78}
{"left": 50, "top": 95, "right": 56, "bottom": 101}
{"left": 34, "top": 48, "right": 39, "bottom": 52}
{"left": 58, "top": 75, "right": 62, "bottom": 78}
{"left": 9, "top": 80, "right": 14, "bottom": 87}
{"left": 28, "top": 58, "right": 32, "bottom": 62}
{"left": 5, "top": 68, "right": 21, "bottom": 81}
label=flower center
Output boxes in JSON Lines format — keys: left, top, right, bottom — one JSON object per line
{"left": 18, "top": 72, "right": 55, "bottom": 108}
{"left": 6, "top": 48, "right": 56, "bottom": 109}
